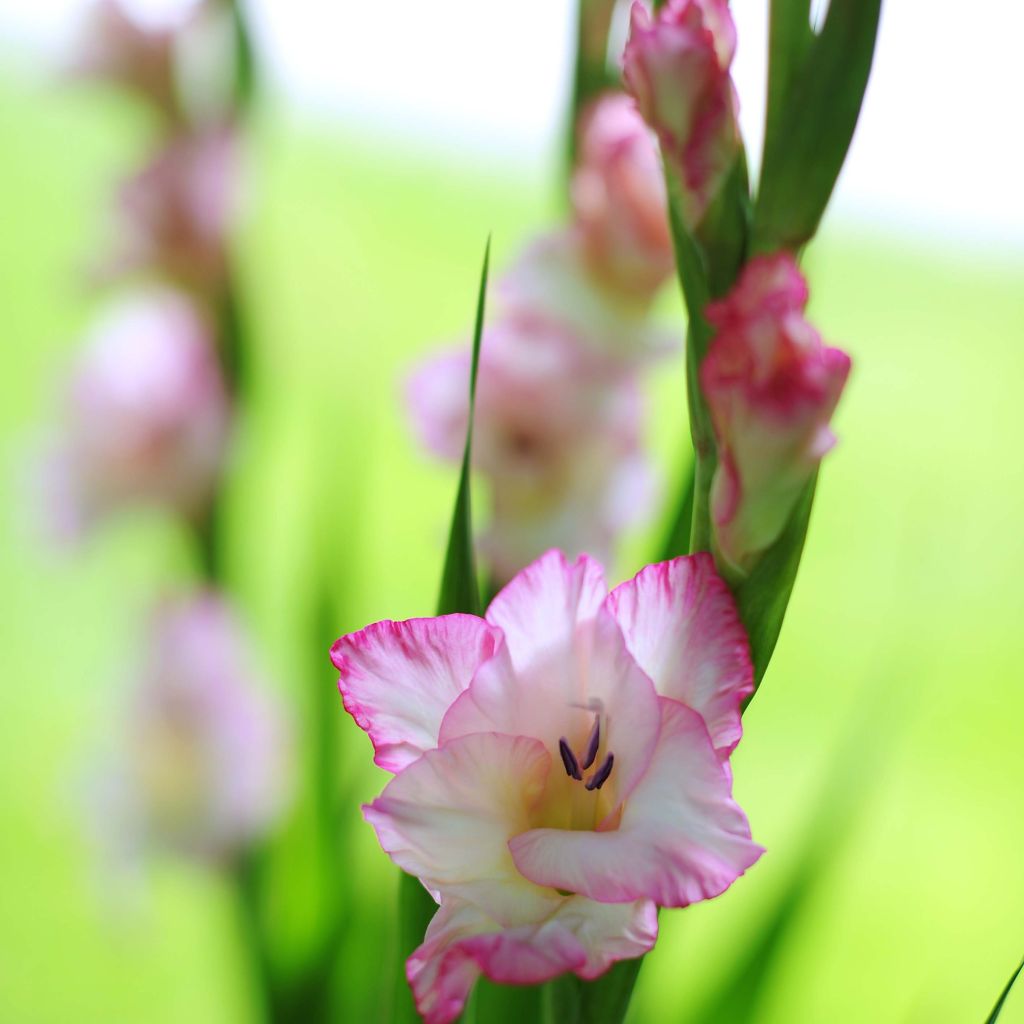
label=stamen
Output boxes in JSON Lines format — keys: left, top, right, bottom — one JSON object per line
{"left": 585, "top": 752, "right": 614, "bottom": 791}
{"left": 558, "top": 737, "right": 583, "bottom": 780}
{"left": 580, "top": 716, "right": 600, "bottom": 770}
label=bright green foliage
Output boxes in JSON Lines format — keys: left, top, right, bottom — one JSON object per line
{"left": 753, "top": 0, "right": 883, "bottom": 253}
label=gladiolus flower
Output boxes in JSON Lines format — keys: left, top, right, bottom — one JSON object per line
{"left": 408, "top": 324, "right": 657, "bottom": 582}
{"left": 622, "top": 0, "right": 740, "bottom": 229}
{"left": 331, "top": 550, "right": 761, "bottom": 1023}
{"left": 701, "top": 253, "right": 851, "bottom": 573}
{"left": 111, "top": 593, "right": 291, "bottom": 862}
{"left": 571, "top": 93, "right": 674, "bottom": 301}
{"left": 108, "top": 129, "right": 236, "bottom": 295}
{"left": 39, "top": 289, "right": 228, "bottom": 537}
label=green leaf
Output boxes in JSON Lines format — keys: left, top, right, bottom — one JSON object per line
{"left": 733, "top": 475, "right": 816, "bottom": 688}
{"left": 437, "top": 237, "right": 490, "bottom": 619}
{"left": 753, "top": 0, "right": 883, "bottom": 252}
{"left": 986, "top": 956, "right": 1024, "bottom": 1024}
{"left": 690, "top": 686, "right": 894, "bottom": 1023}
{"left": 393, "top": 239, "right": 492, "bottom": 1024}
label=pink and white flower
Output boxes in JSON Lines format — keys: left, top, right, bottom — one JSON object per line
{"left": 622, "top": 0, "right": 740, "bottom": 229}
{"left": 571, "top": 93, "right": 674, "bottom": 301}
{"left": 112, "top": 592, "right": 291, "bottom": 862}
{"left": 408, "top": 323, "right": 657, "bottom": 583}
{"left": 40, "top": 288, "right": 228, "bottom": 537}
{"left": 701, "top": 252, "right": 851, "bottom": 572}
{"left": 331, "top": 550, "right": 761, "bottom": 1023}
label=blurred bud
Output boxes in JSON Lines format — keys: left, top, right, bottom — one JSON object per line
{"left": 571, "top": 93, "right": 674, "bottom": 301}
{"left": 68, "top": 0, "right": 181, "bottom": 119}
{"left": 112, "top": 592, "right": 291, "bottom": 864}
{"left": 701, "top": 253, "right": 851, "bottom": 573}
{"left": 408, "top": 322, "right": 657, "bottom": 582}
{"left": 499, "top": 232, "right": 675, "bottom": 366}
{"left": 622, "top": 0, "right": 739, "bottom": 229}
{"left": 108, "top": 128, "right": 237, "bottom": 295}
{"left": 40, "top": 289, "right": 228, "bottom": 538}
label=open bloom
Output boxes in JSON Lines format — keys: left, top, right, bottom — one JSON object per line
{"left": 571, "top": 93, "right": 674, "bottom": 302}
{"left": 701, "top": 252, "right": 851, "bottom": 573}
{"left": 40, "top": 289, "right": 228, "bottom": 538}
{"left": 110, "top": 592, "right": 291, "bottom": 863}
{"left": 331, "top": 550, "right": 761, "bottom": 1023}
{"left": 408, "top": 324, "right": 656, "bottom": 582}
{"left": 622, "top": 0, "right": 740, "bottom": 229}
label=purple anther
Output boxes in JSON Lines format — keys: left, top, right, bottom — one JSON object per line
{"left": 585, "top": 752, "right": 614, "bottom": 791}
{"left": 580, "top": 716, "right": 601, "bottom": 770}
{"left": 559, "top": 737, "right": 583, "bottom": 780}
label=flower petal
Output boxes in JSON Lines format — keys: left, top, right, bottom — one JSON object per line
{"left": 485, "top": 549, "right": 607, "bottom": 671}
{"left": 330, "top": 615, "right": 503, "bottom": 773}
{"left": 605, "top": 553, "right": 753, "bottom": 756}
{"left": 440, "top": 606, "right": 662, "bottom": 819}
{"left": 408, "top": 896, "right": 658, "bottom": 1024}
{"left": 407, "top": 900, "right": 586, "bottom": 1024}
{"left": 364, "top": 732, "right": 556, "bottom": 923}
{"left": 509, "top": 698, "right": 762, "bottom": 908}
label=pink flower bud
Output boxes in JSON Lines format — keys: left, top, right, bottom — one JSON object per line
{"left": 108, "top": 129, "right": 236, "bottom": 295}
{"left": 113, "top": 592, "right": 291, "bottom": 863}
{"left": 700, "top": 253, "right": 851, "bottom": 572}
{"left": 622, "top": 0, "right": 740, "bottom": 229}
{"left": 41, "top": 289, "right": 228, "bottom": 537}
{"left": 570, "top": 93, "right": 674, "bottom": 301}
{"left": 67, "top": 0, "right": 180, "bottom": 118}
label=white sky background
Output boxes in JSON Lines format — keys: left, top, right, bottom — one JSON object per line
{"left": 2, "top": 0, "right": 1022, "bottom": 250}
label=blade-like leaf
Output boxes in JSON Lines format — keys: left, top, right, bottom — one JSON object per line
{"left": 734, "top": 474, "right": 816, "bottom": 688}
{"left": 437, "top": 237, "right": 490, "bottom": 618}
{"left": 986, "top": 956, "right": 1024, "bottom": 1024}
{"left": 394, "top": 240, "right": 492, "bottom": 1024}
{"left": 753, "top": 0, "right": 882, "bottom": 252}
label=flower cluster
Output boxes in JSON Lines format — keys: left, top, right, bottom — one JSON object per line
{"left": 410, "top": 93, "right": 675, "bottom": 583}
{"left": 44, "top": 0, "right": 238, "bottom": 536}
{"left": 332, "top": 550, "right": 761, "bottom": 1024}
{"left": 47, "top": 1, "right": 290, "bottom": 867}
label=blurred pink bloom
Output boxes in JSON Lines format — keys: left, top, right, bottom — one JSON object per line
{"left": 41, "top": 289, "right": 228, "bottom": 537}
{"left": 622, "top": 0, "right": 740, "bottom": 229}
{"left": 571, "top": 93, "right": 674, "bottom": 301}
{"left": 331, "top": 550, "right": 760, "bottom": 1023}
{"left": 68, "top": 0, "right": 181, "bottom": 118}
{"left": 499, "top": 232, "right": 675, "bottom": 365}
{"left": 408, "top": 322, "right": 657, "bottom": 582}
{"left": 108, "top": 129, "right": 236, "bottom": 294}
{"left": 112, "top": 592, "right": 291, "bottom": 862}
{"left": 701, "top": 253, "right": 851, "bottom": 572}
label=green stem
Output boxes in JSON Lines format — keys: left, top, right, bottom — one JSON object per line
{"left": 566, "top": 0, "right": 618, "bottom": 172}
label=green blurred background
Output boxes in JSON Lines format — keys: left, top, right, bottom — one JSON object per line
{"left": 2, "top": 33, "right": 1023, "bottom": 1023}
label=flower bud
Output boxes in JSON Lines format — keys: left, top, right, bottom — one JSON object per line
{"left": 622, "top": 0, "right": 740, "bottom": 229}
{"left": 67, "top": 0, "right": 180, "bottom": 119}
{"left": 41, "top": 289, "right": 228, "bottom": 537}
{"left": 112, "top": 592, "right": 291, "bottom": 863}
{"left": 700, "top": 253, "right": 851, "bottom": 573}
{"left": 108, "top": 129, "right": 236, "bottom": 295}
{"left": 570, "top": 93, "right": 674, "bottom": 301}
